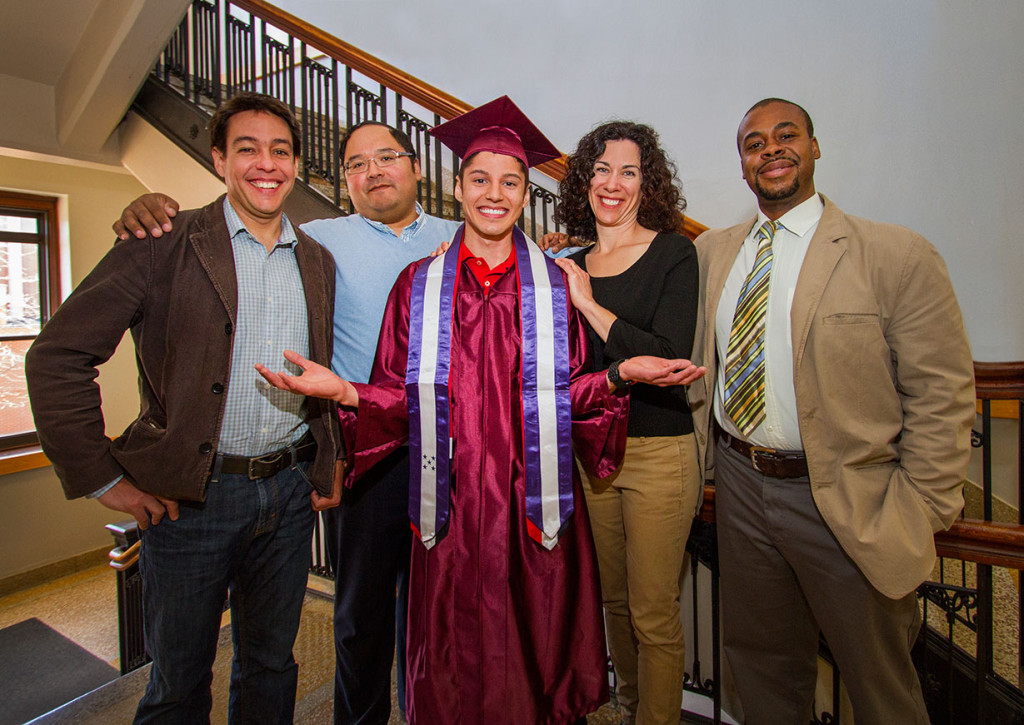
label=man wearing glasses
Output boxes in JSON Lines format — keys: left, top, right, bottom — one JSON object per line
{"left": 114, "top": 120, "right": 459, "bottom": 724}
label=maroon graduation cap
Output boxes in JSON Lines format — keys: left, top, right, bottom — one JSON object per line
{"left": 429, "top": 95, "right": 561, "bottom": 169}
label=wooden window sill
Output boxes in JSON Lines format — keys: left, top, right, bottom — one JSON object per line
{"left": 0, "top": 446, "right": 50, "bottom": 476}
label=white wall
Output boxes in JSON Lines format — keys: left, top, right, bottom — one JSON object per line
{"left": 278, "top": 0, "right": 1024, "bottom": 361}
{"left": 120, "top": 112, "right": 227, "bottom": 207}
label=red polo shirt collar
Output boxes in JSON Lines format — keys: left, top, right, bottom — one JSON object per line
{"left": 458, "top": 241, "right": 516, "bottom": 295}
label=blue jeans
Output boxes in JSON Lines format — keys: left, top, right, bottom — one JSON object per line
{"left": 134, "top": 461, "right": 315, "bottom": 724}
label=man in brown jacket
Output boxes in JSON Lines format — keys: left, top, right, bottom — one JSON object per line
{"left": 26, "top": 93, "right": 337, "bottom": 723}
{"left": 689, "top": 98, "right": 974, "bottom": 723}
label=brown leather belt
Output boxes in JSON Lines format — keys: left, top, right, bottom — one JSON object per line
{"left": 716, "top": 426, "right": 808, "bottom": 479}
{"left": 219, "top": 433, "right": 316, "bottom": 480}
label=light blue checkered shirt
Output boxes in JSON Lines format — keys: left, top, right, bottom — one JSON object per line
{"left": 218, "top": 198, "right": 309, "bottom": 456}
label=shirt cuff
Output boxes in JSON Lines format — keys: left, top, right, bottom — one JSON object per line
{"left": 86, "top": 475, "right": 123, "bottom": 500}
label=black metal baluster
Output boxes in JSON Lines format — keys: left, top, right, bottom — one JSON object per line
{"left": 976, "top": 401, "right": 993, "bottom": 724}
{"left": 247, "top": 9, "right": 255, "bottom": 93}
{"left": 300, "top": 41, "right": 309, "bottom": 186}
{"left": 190, "top": 2, "right": 203, "bottom": 103}
{"left": 344, "top": 67, "right": 354, "bottom": 213}
{"left": 331, "top": 58, "right": 340, "bottom": 205}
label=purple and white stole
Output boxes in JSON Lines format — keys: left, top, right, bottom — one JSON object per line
{"left": 405, "top": 225, "right": 574, "bottom": 550}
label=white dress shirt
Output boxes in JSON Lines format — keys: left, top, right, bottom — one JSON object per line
{"left": 713, "top": 194, "right": 824, "bottom": 449}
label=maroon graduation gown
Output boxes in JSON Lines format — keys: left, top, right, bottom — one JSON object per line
{"left": 341, "top": 254, "right": 628, "bottom": 724}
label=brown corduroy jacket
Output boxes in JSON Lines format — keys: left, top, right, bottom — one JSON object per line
{"left": 27, "top": 196, "right": 339, "bottom": 501}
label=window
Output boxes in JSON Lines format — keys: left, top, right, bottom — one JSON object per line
{"left": 0, "top": 191, "right": 59, "bottom": 451}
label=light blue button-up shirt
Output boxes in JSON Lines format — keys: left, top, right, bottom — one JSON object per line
{"left": 301, "top": 204, "right": 459, "bottom": 383}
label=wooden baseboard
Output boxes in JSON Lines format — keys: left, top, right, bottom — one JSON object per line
{"left": 0, "top": 546, "right": 111, "bottom": 599}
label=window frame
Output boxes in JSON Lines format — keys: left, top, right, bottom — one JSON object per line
{"left": 0, "top": 190, "right": 60, "bottom": 452}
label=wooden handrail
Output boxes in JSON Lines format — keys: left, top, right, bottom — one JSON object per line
{"left": 935, "top": 518, "right": 1024, "bottom": 570}
{"left": 230, "top": 0, "right": 558, "bottom": 177}
{"left": 228, "top": 0, "right": 709, "bottom": 240}
{"left": 698, "top": 484, "right": 717, "bottom": 524}
{"left": 108, "top": 540, "right": 141, "bottom": 571}
{"left": 682, "top": 217, "right": 709, "bottom": 239}
{"left": 974, "top": 360, "right": 1024, "bottom": 400}
{"left": 231, "top": 0, "right": 469, "bottom": 122}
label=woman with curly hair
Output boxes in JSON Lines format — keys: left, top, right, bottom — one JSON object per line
{"left": 553, "top": 121, "right": 702, "bottom": 725}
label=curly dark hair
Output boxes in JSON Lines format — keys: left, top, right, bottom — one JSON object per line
{"left": 554, "top": 121, "right": 685, "bottom": 242}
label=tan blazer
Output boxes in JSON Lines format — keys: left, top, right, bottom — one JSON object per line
{"left": 689, "top": 195, "right": 975, "bottom": 599}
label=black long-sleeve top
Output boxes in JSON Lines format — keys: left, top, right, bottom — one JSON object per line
{"left": 570, "top": 232, "right": 698, "bottom": 437}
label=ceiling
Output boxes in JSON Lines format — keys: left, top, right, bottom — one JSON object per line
{"left": 0, "top": 0, "right": 191, "bottom": 164}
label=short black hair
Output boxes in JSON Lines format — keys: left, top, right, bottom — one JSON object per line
{"left": 740, "top": 98, "right": 815, "bottom": 145}
{"left": 339, "top": 120, "right": 418, "bottom": 164}
{"left": 209, "top": 92, "right": 301, "bottom": 157}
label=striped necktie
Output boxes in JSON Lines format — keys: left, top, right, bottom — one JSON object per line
{"left": 724, "top": 219, "right": 781, "bottom": 437}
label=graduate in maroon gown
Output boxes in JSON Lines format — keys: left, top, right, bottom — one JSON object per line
{"left": 257, "top": 97, "right": 705, "bottom": 725}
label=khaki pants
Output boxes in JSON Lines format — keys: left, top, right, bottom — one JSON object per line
{"left": 583, "top": 434, "right": 701, "bottom": 725}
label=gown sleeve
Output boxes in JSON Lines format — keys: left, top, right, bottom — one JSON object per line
{"left": 339, "top": 262, "right": 418, "bottom": 483}
{"left": 567, "top": 288, "right": 630, "bottom": 480}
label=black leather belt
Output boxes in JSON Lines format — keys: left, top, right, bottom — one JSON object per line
{"left": 716, "top": 426, "right": 808, "bottom": 479}
{"left": 219, "top": 433, "right": 316, "bottom": 480}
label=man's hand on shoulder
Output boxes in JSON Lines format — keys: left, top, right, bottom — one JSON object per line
{"left": 537, "top": 232, "right": 576, "bottom": 254}
{"left": 98, "top": 478, "right": 179, "bottom": 529}
{"left": 113, "top": 193, "right": 180, "bottom": 241}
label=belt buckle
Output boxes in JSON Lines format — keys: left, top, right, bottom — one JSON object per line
{"left": 748, "top": 445, "right": 774, "bottom": 474}
{"left": 248, "top": 451, "right": 281, "bottom": 480}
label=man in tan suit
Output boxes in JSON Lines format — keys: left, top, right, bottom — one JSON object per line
{"left": 690, "top": 98, "right": 975, "bottom": 723}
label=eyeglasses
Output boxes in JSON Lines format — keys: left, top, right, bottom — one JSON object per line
{"left": 343, "top": 150, "right": 415, "bottom": 175}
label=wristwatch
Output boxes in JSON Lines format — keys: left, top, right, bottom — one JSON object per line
{"left": 607, "top": 359, "right": 633, "bottom": 388}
